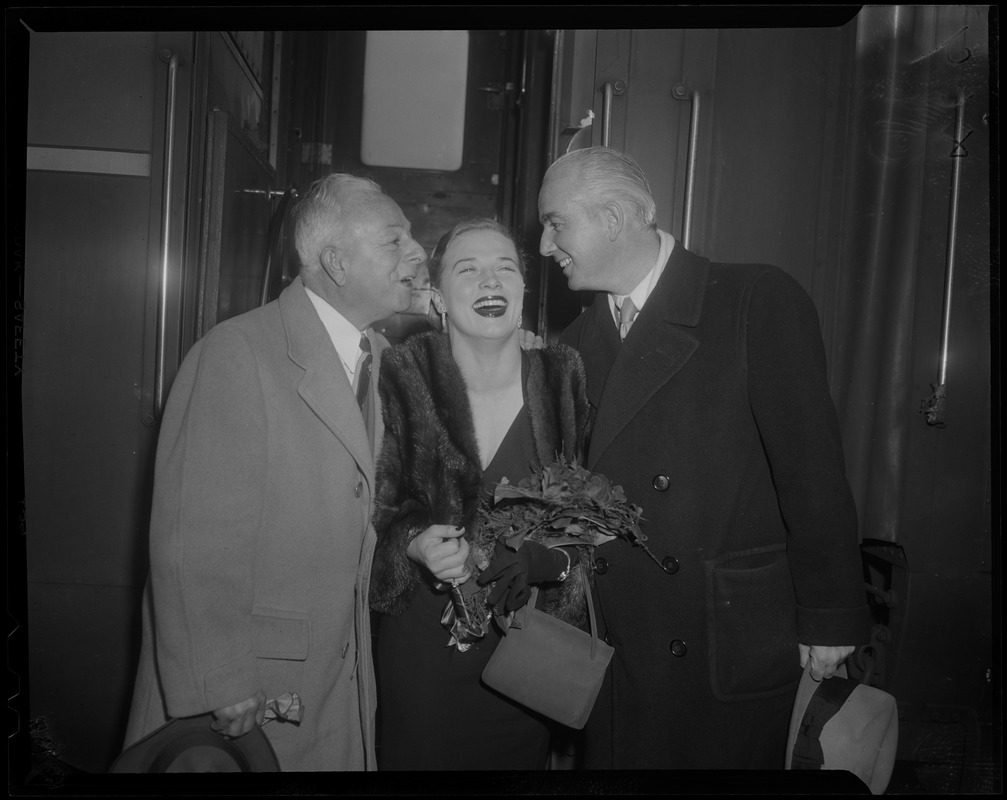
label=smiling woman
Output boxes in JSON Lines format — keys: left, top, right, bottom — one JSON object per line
{"left": 429, "top": 220, "right": 528, "bottom": 471}
{"left": 431, "top": 218, "right": 526, "bottom": 345}
{"left": 368, "top": 217, "right": 594, "bottom": 771}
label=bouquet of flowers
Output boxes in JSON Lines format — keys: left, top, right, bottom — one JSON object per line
{"left": 441, "top": 457, "right": 655, "bottom": 650}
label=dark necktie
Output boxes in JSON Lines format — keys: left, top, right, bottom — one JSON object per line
{"left": 355, "top": 334, "right": 372, "bottom": 411}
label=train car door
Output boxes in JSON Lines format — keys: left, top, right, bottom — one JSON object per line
{"left": 22, "top": 32, "right": 195, "bottom": 774}
{"left": 306, "top": 30, "right": 546, "bottom": 342}
{"left": 20, "top": 29, "right": 286, "bottom": 773}
{"left": 540, "top": 24, "right": 856, "bottom": 339}
{"left": 541, "top": 13, "right": 995, "bottom": 788}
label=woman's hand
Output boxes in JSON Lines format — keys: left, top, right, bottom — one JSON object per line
{"left": 517, "top": 329, "right": 546, "bottom": 350}
{"left": 477, "top": 541, "right": 571, "bottom": 614}
{"left": 407, "top": 524, "right": 472, "bottom": 584}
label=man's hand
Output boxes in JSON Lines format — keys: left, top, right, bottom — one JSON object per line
{"left": 518, "top": 329, "right": 546, "bottom": 350}
{"left": 211, "top": 690, "right": 266, "bottom": 738}
{"left": 799, "top": 643, "right": 855, "bottom": 681}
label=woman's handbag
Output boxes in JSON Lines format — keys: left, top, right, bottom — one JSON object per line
{"left": 481, "top": 575, "right": 613, "bottom": 729}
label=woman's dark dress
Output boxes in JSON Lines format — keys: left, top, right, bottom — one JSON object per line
{"left": 375, "top": 403, "right": 553, "bottom": 771}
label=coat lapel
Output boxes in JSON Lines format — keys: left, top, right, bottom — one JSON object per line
{"left": 279, "top": 278, "right": 375, "bottom": 482}
{"left": 577, "top": 295, "right": 623, "bottom": 412}
{"left": 587, "top": 245, "right": 709, "bottom": 470}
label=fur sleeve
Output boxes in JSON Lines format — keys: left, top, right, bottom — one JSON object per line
{"left": 525, "top": 344, "right": 595, "bottom": 629}
{"left": 528, "top": 344, "right": 593, "bottom": 465}
{"left": 369, "top": 351, "right": 430, "bottom": 616}
{"left": 559, "top": 344, "right": 592, "bottom": 462}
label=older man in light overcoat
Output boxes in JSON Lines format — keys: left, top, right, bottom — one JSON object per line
{"left": 123, "top": 174, "right": 426, "bottom": 771}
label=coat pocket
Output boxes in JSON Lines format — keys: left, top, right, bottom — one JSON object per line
{"left": 705, "top": 544, "right": 799, "bottom": 701}
{"left": 251, "top": 608, "right": 310, "bottom": 660}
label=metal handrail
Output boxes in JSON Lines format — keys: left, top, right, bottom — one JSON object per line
{"left": 601, "top": 80, "right": 625, "bottom": 149}
{"left": 938, "top": 89, "right": 966, "bottom": 387}
{"left": 682, "top": 90, "right": 701, "bottom": 250}
{"left": 153, "top": 51, "right": 179, "bottom": 421}
{"left": 921, "top": 89, "right": 967, "bottom": 428}
{"left": 259, "top": 187, "right": 299, "bottom": 307}
{"left": 602, "top": 81, "right": 614, "bottom": 147}
{"left": 673, "top": 84, "right": 701, "bottom": 250}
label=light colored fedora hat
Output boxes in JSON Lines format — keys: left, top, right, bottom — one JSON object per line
{"left": 786, "top": 664, "right": 898, "bottom": 794}
{"left": 109, "top": 713, "right": 280, "bottom": 773}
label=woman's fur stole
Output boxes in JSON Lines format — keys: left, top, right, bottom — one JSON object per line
{"left": 369, "top": 330, "right": 593, "bottom": 628}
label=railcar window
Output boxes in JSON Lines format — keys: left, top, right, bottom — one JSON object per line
{"left": 360, "top": 30, "right": 469, "bottom": 171}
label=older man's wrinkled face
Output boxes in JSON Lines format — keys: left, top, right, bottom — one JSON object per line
{"left": 337, "top": 193, "right": 426, "bottom": 328}
{"left": 538, "top": 168, "right": 616, "bottom": 293}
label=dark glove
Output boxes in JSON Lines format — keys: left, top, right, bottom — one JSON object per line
{"left": 477, "top": 540, "right": 568, "bottom": 614}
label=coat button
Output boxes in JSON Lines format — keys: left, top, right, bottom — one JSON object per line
{"left": 670, "top": 639, "right": 688, "bottom": 657}
{"left": 594, "top": 557, "right": 609, "bottom": 575}
{"left": 354, "top": 480, "right": 363, "bottom": 498}
{"left": 661, "top": 556, "right": 680, "bottom": 574}
{"left": 652, "top": 474, "right": 671, "bottom": 492}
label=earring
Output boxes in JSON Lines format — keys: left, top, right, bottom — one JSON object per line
{"left": 439, "top": 309, "right": 448, "bottom": 332}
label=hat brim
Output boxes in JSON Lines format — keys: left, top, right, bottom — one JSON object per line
{"left": 110, "top": 714, "right": 280, "bottom": 773}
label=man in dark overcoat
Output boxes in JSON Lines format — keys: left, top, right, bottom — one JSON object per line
{"left": 538, "top": 146, "right": 871, "bottom": 769}
{"left": 123, "top": 174, "right": 426, "bottom": 770}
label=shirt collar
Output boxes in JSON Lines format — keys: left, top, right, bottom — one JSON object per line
{"left": 303, "top": 284, "right": 367, "bottom": 378}
{"left": 610, "top": 229, "right": 676, "bottom": 314}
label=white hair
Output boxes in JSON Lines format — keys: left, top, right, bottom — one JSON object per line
{"left": 292, "top": 173, "right": 384, "bottom": 272}
{"left": 545, "top": 147, "right": 657, "bottom": 230}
